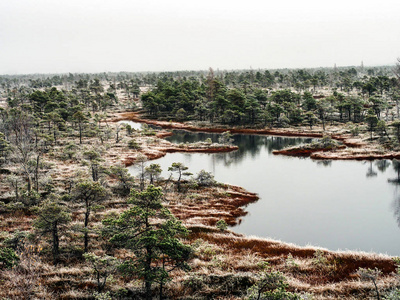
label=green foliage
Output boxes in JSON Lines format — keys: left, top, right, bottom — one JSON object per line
{"left": 3, "top": 230, "right": 28, "bottom": 250}
{"left": 103, "top": 185, "right": 192, "bottom": 300}
{"left": 285, "top": 253, "right": 299, "bottom": 271}
{"left": 0, "top": 132, "right": 11, "bottom": 166}
{"left": 168, "top": 162, "right": 192, "bottom": 192}
{"left": 304, "top": 111, "right": 318, "bottom": 129}
{"left": 109, "top": 165, "right": 135, "bottom": 196}
{"left": 84, "top": 252, "right": 120, "bottom": 292}
{"left": 366, "top": 109, "right": 379, "bottom": 140}
{"left": 183, "top": 273, "right": 255, "bottom": 297}
{"left": 391, "top": 121, "right": 400, "bottom": 143}
{"left": 63, "top": 142, "right": 79, "bottom": 160}
{"left": 127, "top": 139, "right": 141, "bottom": 150}
{"left": 318, "top": 135, "right": 339, "bottom": 149}
{"left": 93, "top": 292, "right": 112, "bottom": 300}
{"left": 216, "top": 219, "right": 228, "bottom": 232}
{"left": 218, "top": 131, "right": 234, "bottom": 145}
{"left": 125, "top": 124, "right": 133, "bottom": 135}
{"left": 384, "top": 289, "right": 400, "bottom": 300}
{"left": 72, "top": 110, "right": 88, "bottom": 144}
{"left": 83, "top": 149, "right": 101, "bottom": 161}
{"left": 0, "top": 247, "right": 19, "bottom": 269}
{"left": 33, "top": 196, "right": 71, "bottom": 263}
{"left": 176, "top": 108, "right": 187, "bottom": 121}
{"left": 73, "top": 180, "right": 109, "bottom": 252}
{"left": 350, "top": 125, "right": 360, "bottom": 136}
{"left": 302, "top": 91, "right": 317, "bottom": 111}
{"left": 246, "top": 268, "right": 302, "bottom": 300}
{"left": 145, "top": 163, "right": 162, "bottom": 185}
{"left": 312, "top": 250, "right": 328, "bottom": 267}
{"left": 195, "top": 169, "right": 216, "bottom": 186}
{"left": 21, "top": 190, "right": 40, "bottom": 207}
{"left": 357, "top": 267, "right": 382, "bottom": 300}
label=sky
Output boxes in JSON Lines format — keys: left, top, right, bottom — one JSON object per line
{"left": 0, "top": 0, "right": 399, "bottom": 74}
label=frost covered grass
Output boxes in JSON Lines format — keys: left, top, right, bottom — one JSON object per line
{"left": 1, "top": 110, "right": 400, "bottom": 299}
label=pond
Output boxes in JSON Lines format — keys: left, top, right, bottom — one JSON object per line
{"left": 128, "top": 124, "right": 400, "bottom": 255}
{"left": 118, "top": 120, "right": 148, "bottom": 131}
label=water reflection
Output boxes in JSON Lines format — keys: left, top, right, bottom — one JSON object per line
{"left": 391, "top": 184, "right": 400, "bottom": 229}
{"left": 316, "top": 160, "right": 332, "bottom": 167}
{"left": 366, "top": 161, "right": 378, "bottom": 178}
{"left": 167, "top": 130, "right": 313, "bottom": 166}
{"left": 376, "top": 160, "right": 391, "bottom": 173}
{"left": 126, "top": 122, "right": 400, "bottom": 254}
{"left": 388, "top": 160, "right": 400, "bottom": 184}
{"left": 388, "top": 160, "right": 400, "bottom": 229}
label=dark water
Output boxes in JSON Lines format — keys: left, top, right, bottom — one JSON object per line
{"left": 128, "top": 126, "right": 400, "bottom": 255}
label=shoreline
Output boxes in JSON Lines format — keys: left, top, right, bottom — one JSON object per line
{"left": 111, "top": 111, "right": 324, "bottom": 137}
{"left": 113, "top": 111, "right": 400, "bottom": 161}
{"left": 111, "top": 111, "right": 398, "bottom": 297}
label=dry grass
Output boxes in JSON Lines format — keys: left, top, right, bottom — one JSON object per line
{"left": 167, "top": 184, "right": 259, "bottom": 227}
{"left": 2, "top": 110, "right": 400, "bottom": 299}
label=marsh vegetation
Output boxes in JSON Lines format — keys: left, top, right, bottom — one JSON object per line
{"left": 0, "top": 64, "right": 400, "bottom": 299}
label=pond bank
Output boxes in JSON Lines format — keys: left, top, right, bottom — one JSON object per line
{"left": 111, "top": 111, "right": 323, "bottom": 137}
{"left": 112, "top": 112, "right": 400, "bottom": 161}
{"left": 112, "top": 111, "right": 399, "bottom": 299}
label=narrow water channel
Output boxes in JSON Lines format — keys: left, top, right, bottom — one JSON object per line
{"left": 124, "top": 121, "right": 400, "bottom": 255}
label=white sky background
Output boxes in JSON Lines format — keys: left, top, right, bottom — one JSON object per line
{"left": 0, "top": 0, "right": 399, "bottom": 74}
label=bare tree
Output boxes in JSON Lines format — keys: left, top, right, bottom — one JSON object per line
{"left": 8, "top": 110, "right": 36, "bottom": 195}
{"left": 135, "top": 154, "right": 147, "bottom": 191}
{"left": 394, "top": 58, "right": 400, "bottom": 81}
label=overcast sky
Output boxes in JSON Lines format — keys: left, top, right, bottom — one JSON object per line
{"left": 1, "top": 0, "right": 399, "bottom": 74}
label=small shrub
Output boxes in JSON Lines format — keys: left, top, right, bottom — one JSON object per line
{"left": 93, "top": 291, "right": 112, "bottom": 300}
{"left": 312, "top": 250, "right": 328, "bottom": 267}
{"left": 127, "top": 139, "right": 141, "bottom": 150}
{"left": 4, "top": 231, "right": 27, "bottom": 250}
{"left": 357, "top": 267, "right": 382, "bottom": 300}
{"left": 176, "top": 108, "right": 187, "bottom": 121}
{"left": 196, "top": 170, "right": 216, "bottom": 186}
{"left": 246, "top": 268, "right": 301, "bottom": 300}
{"left": 194, "top": 240, "right": 223, "bottom": 260}
{"left": 183, "top": 274, "right": 206, "bottom": 290}
{"left": 216, "top": 219, "right": 228, "bottom": 232}
{"left": 84, "top": 252, "right": 120, "bottom": 292}
{"left": 384, "top": 288, "right": 400, "bottom": 300}
{"left": 63, "top": 142, "right": 79, "bottom": 160}
{"left": 187, "top": 193, "right": 202, "bottom": 201}
{"left": 218, "top": 131, "right": 234, "bottom": 145}
{"left": 0, "top": 247, "right": 19, "bottom": 269}
{"left": 6, "top": 201, "right": 25, "bottom": 211}
{"left": 351, "top": 125, "right": 360, "bottom": 136}
{"left": 204, "top": 138, "right": 212, "bottom": 144}
{"left": 285, "top": 253, "right": 299, "bottom": 271}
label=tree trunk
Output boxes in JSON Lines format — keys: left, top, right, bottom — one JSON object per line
{"left": 15, "top": 181, "right": 19, "bottom": 201}
{"left": 159, "top": 281, "right": 164, "bottom": 300}
{"left": 145, "top": 246, "right": 153, "bottom": 300}
{"left": 27, "top": 174, "right": 32, "bottom": 194}
{"left": 52, "top": 222, "right": 59, "bottom": 264}
{"left": 35, "top": 153, "right": 40, "bottom": 192}
{"left": 53, "top": 127, "right": 57, "bottom": 145}
{"left": 79, "top": 122, "right": 82, "bottom": 144}
{"left": 84, "top": 206, "right": 90, "bottom": 253}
